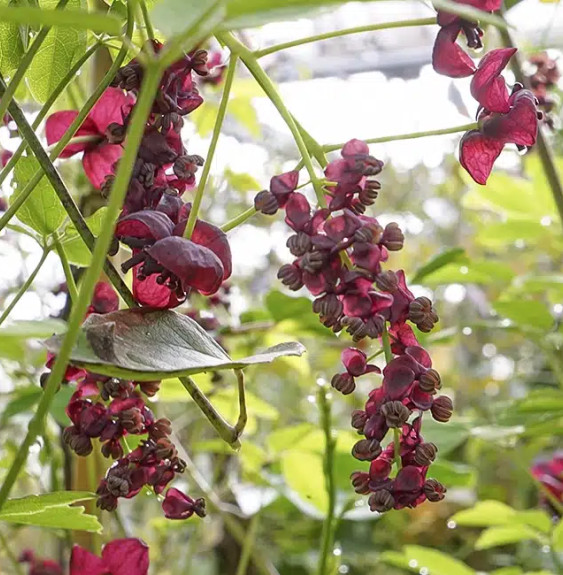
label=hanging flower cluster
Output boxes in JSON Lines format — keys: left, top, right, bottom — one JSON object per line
{"left": 431, "top": 1, "right": 542, "bottom": 184}
{"left": 256, "top": 139, "right": 450, "bottom": 511}
{"left": 526, "top": 51, "right": 560, "bottom": 129}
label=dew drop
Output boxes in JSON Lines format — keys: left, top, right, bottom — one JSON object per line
{"left": 408, "top": 560, "right": 418, "bottom": 568}
{"left": 447, "top": 520, "right": 456, "bottom": 529}
{"left": 333, "top": 548, "right": 342, "bottom": 557}
{"left": 541, "top": 216, "right": 552, "bottom": 226}
{"left": 420, "top": 568, "right": 429, "bottom": 575}
{"left": 459, "top": 266, "right": 469, "bottom": 274}
{"left": 307, "top": 395, "right": 316, "bottom": 403}
{"left": 462, "top": 327, "right": 472, "bottom": 336}
{"left": 338, "top": 567, "right": 349, "bottom": 574}
{"left": 542, "top": 545, "right": 551, "bottom": 553}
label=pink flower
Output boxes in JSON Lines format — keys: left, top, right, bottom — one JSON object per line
{"left": 70, "top": 538, "right": 149, "bottom": 575}
{"left": 46, "top": 88, "right": 135, "bottom": 189}
{"left": 162, "top": 487, "right": 206, "bottom": 519}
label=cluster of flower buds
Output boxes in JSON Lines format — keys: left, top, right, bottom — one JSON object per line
{"left": 430, "top": 0, "right": 542, "bottom": 185}
{"left": 19, "top": 549, "right": 63, "bottom": 575}
{"left": 527, "top": 52, "right": 560, "bottom": 128}
{"left": 531, "top": 450, "right": 563, "bottom": 518}
{"left": 260, "top": 139, "right": 450, "bottom": 511}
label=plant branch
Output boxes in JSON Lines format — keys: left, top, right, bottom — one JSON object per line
{"left": 323, "top": 122, "right": 478, "bottom": 152}
{"left": 234, "top": 369, "right": 247, "bottom": 437}
{"left": 217, "top": 32, "right": 325, "bottom": 206}
{"left": 184, "top": 55, "right": 238, "bottom": 239}
{"left": 0, "top": 247, "right": 50, "bottom": 326}
{"left": 0, "top": 77, "right": 136, "bottom": 308}
{"left": 221, "top": 206, "right": 258, "bottom": 232}
{"left": 54, "top": 237, "right": 78, "bottom": 303}
{"left": 255, "top": 17, "right": 436, "bottom": 58}
{"left": 139, "top": 0, "right": 155, "bottom": 40}
{"left": 0, "top": 62, "right": 162, "bottom": 512}
{"left": 498, "top": 24, "right": 563, "bottom": 229}
{"left": 317, "top": 384, "right": 337, "bottom": 575}
{"left": 235, "top": 512, "right": 261, "bottom": 575}
{"left": 0, "top": 0, "right": 70, "bottom": 124}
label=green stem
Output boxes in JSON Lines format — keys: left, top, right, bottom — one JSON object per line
{"left": 0, "top": 529, "right": 24, "bottom": 575}
{"left": 184, "top": 55, "right": 238, "bottom": 239}
{"left": 0, "top": 75, "right": 136, "bottom": 309}
{"left": 317, "top": 385, "right": 337, "bottom": 575}
{"left": 0, "top": 0, "right": 135, "bottom": 236}
{"left": 0, "top": 62, "right": 162, "bottom": 512}
{"left": 46, "top": 134, "right": 102, "bottom": 152}
{"left": 323, "top": 123, "right": 479, "bottom": 153}
{"left": 54, "top": 238, "right": 78, "bottom": 303}
{"left": 139, "top": 0, "right": 155, "bottom": 40}
{"left": 0, "top": 41, "right": 101, "bottom": 189}
{"left": 217, "top": 32, "right": 325, "bottom": 206}
{"left": 179, "top": 376, "right": 242, "bottom": 450}
{"left": 255, "top": 17, "right": 436, "bottom": 58}
{"left": 0, "top": 0, "right": 70, "bottom": 124}
{"left": 235, "top": 513, "right": 261, "bottom": 575}
{"left": 393, "top": 428, "right": 402, "bottom": 471}
{"left": 497, "top": 23, "right": 563, "bottom": 229}
{"left": 0, "top": 247, "right": 50, "bottom": 326}
{"left": 221, "top": 206, "right": 258, "bottom": 232}
{"left": 366, "top": 348, "right": 385, "bottom": 362}
{"left": 381, "top": 325, "right": 393, "bottom": 364}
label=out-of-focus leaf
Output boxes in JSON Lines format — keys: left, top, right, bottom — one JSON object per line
{"left": 475, "top": 220, "right": 553, "bottom": 248}
{"left": 423, "top": 260, "right": 514, "bottom": 285}
{"left": 192, "top": 101, "right": 219, "bottom": 137}
{"left": 49, "top": 384, "right": 73, "bottom": 426}
{"left": 60, "top": 208, "right": 110, "bottom": 267}
{"left": 12, "top": 156, "right": 66, "bottom": 235}
{"left": 0, "top": 387, "right": 42, "bottom": 424}
{"left": 0, "top": 0, "right": 24, "bottom": 77}
{"left": 430, "top": 461, "right": 475, "bottom": 488}
{"left": 26, "top": 0, "right": 87, "bottom": 104}
{"left": 411, "top": 248, "right": 465, "bottom": 284}
{"left": 553, "top": 521, "right": 563, "bottom": 551}
{"left": 403, "top": 546, "right": 475, "bottom": 575}
{"left": 281, "top": 450, "right": 327, "bottom": 513}
{"left": 230, "top": 96, "right": 261, "bottom": 137}
{"left": 475, "top": 525, "right": 541, "bottom": 550}
{"left": 450, "top": 500, "right": 517, "bottom": 527}
{"left": 419, "top": 419, "right": 470, "bottom": 455}
{"left": 224, "top": 168, "right": 261, "bottom": 192}
{"left": 493, "top": 300, "right": 553, "bottom": 331}
{"left": 0, "top": 491, "right": 101, "bottom": 532}
{"left": 0, "top": 319, "right": 66, "bottom": 338}
{"left": 45, "top": 309, "right": 305, "bottom": 380}
{"left": 151, "top": 0, "right": 225, "bottom": 38}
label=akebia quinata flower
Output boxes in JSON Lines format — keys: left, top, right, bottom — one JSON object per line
{"left": 70, "top": 538, "right": 149, "bottom": 575}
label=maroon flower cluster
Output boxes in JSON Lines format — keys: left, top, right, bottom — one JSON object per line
{"left": 19, "top": 549, "right": 63, "bottom": 575}
{"left": 527, "top": 52, "right": 560, "bottom": 129}
{"left": 47, "top": 41, "right": 232, "bottom": 309}
{"left": 531, "top": 450, "right": 563, "bottom": 518}
{"left": 257, "top": 140, "right": 449, "bottom": 511}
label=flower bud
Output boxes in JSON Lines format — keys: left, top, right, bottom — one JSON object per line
{"left": 101, "top": 378, "right": 134, "bottom": 401}
{"left": 313, "top": 294, "right": 343, "bottom": 328}
{"left": 409, "top": 297, "right": 439, "bottom": 333}
{"left": 341, "top": 316, "right": 368, "bottom": 341}
{"left": 431, "top": 396, "right": 453, "bottom": 423}
{"left": 368, "top": 489, "right": 395, "bottom": 512}
{"left": 350, "top": 471, "right": 370, "bottom": 494}
{"left": 358, "top": 180, "right": 381, "bottom": 206}
{"left": 107, "top": 474, "right": 130, "bottom": 498}
{"left": 277, "top": 264, "right": 303, "bottom": 291}
{"left": 419, "top": 369, "right": 441, "bottom": 394}
{"left": 350, "top": 409, "right": 368, "bottom": 432}
{"left": 150, "top": 418, "right": 172, "bottom": 440}
{"left": 331, "top": 373, "right": 355, "bottom": 395}
{"left": 381, "top": 401, "right": 411, "bottom": 428}
{"left": 287, "top": 232, "right": 312, "bottom": 257}
{"left": 139, "top": 381, "right": 161, "bottom": 397}
{"left": 101, "top": 439, "right": 123, "bottom": 460}
{"left": 63, "top": 426, "right": 93, "bottom": 457}
{"left": 106, "top": 122, "right": 126, "bottom": 145}
{"left": 365, "top": 315, "right": 385, "bottom": 339}
{"left": 375, "top": 270, "right": 399, "bottom": 293}
{"left": 254, "top": 190, "right": 279, "bottom": 215}
{"left": 190, "top": 49, "right": 209, "bottom": 76}
{"left": 119, "top": 408, "right": 145, "bottom": 434}
{"left": 352, "top": 438, "right": 382, "bottom": 461}
{"left": 423, "top": 479, "right": 447, "bottom": 502}
{"left": 414, "top": 442, "right": 438, "bottom": 466}
{"left": 300, "top": 251, "right": 326, "bottom": 274}
{"left": 155, "top": 437, "right": 177, "bottom": 460}
{"left": 381, "top": 222, "right": 404, "bottom": 251}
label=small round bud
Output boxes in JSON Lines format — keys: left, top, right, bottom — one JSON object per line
{"left": 313, "top": 294, "right": 343, "bottom": 328}
{"left": 254, "top": 190, "right": 279, "bottom": 215}
{"left": 409, "top": 297, "right": 439, "bottom": 333}
{"left": 300, "top": 251, "right": 326, "bottom": 274}
{"left": 381, "top": 401, "right": 411, "bottom": 428}
{"left": 419, "top": 369, "right": 441, "bottom": 394}
{"left": 423, "top": 479, "right": 447, "bottom": 502}
{"left": 277, "top": 264, "right": 303, "bottom": 291}
{"left": 414, "top": 442, "right": 438, "bottom": 466}
{"left": 375, "top": 270, "right": 399, "bottom": 293}
{"left": 350, "top": 471, "right": 370, "bottom": 495}
{"left": 381, "top": 222, "right": 404, "bottom": 251}
{"left": 341, "top": 316, "right": 368, "bottom": 341}
{"left": 352, "top": 438, "right": 382, "bottom": 461}
{"left": 431, "top": 396, "right": 453, "bottom": 423}
{"left": 368, "top": 489, "right": 395, "bottom": 512}
{"left": 287, "top": 232, "right": 312, "bottom": 257}
{"left": 350, "top": 409, "right": 368, "bottom": 432}
{"left": 331, "top": 373, "right": 355, "bottom": 395}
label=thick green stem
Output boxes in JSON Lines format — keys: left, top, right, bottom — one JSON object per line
{"left": 217, "top": 32, "right": 325, "bottom": 206}
{"left": 139, "top": 0, "right": 155, "bottom": 40}
{"left": 498, "top": 24, "right": 563, "bottom": 229}
{"left": 235, "top": 513, "right": 261, "bottom": 575}
{"left": 0, "top": 0, "right": 70, "bottom": 123}
{"left": 184, "top": 55, "right": 238, "bottom": 239}
{"left": 255, "top": 17, "right": 436, "bottom": 58}
{"left": 54, "top": 238, "right": 78, "bottom": 303}
{"left": 0, "top": 41, "right": 101, "bottom": 189}
{"left": 317, "top": 385, "right": 337, "bottom": 575}
{"left": 0, "top": 63, "right": 162, "bottom": 512}
{"left": 221, "top": 206, "right": 258, "bottom": 232}
{"left": 0, "top": 77, "right": 136, "bottom": 308}
{"left": 323, "top": 123, "right": 478, "bottom": 152}
{"left": 0, "top": 247, "right": 50, "bottom": 326}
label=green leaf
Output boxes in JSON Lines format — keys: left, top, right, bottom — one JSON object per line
{"left": 419, "top": 419, "right": 470, "bottom": 455}
{"left": 553, "top": 520, "right": 563, "bottom": 551}
{"left": 151, "top": 0, "right": 225, "bottom": 39}
{"left": 230, "top": 96, "right": 261, "bottom": 138}
{"left": 493, "top": 300, "right": 553, "bottom": 331}
{"left": 423, "top": 260, "right": 514, "bottom": 285}
{"left": 450, "top": 500, "right": 517, "bottom": 527}
{"left": 403, "top": 546, "right": 475, "bottom": 575}
{"left": 60, "top": 207, "right": 111, "bottom": 267}
{"left": 224, "top": 168, "right": 261, "bottom": 193}
{"left": 0, "top": 491, "right": 101, "bottom": 532}
{"left": 45, "top": 309, "right": 305, "bottom": 380}
{"left": 26, "top": 0, "right": 87, "bottom": 103}
{"left": 411, "top": 248, "right": 466, "bottom": 284}
{"left": 0, "top": 387, "right": 42, "bottom": 425}
{"left": 514, "top": 510, "right": 552, "bottom": 534}
{"left": 475, "top": 525, "right": 541, "bottom": 550}
{"left": 12, "top": 156, "right": 66, "bottom": 234}
{"left": 0, "top": 4, "right": 121, "bottom": 34}
{"left": 0, "top": 0, "right": 24, "bottom": 77}
{"left": 281, "top": 450, "right": 327, "bottom": 513}
{"left": 0, "top": 319, "right": 66, "bottom": 338}
{"left": 430, "top": 461, "right": 475, "bottom": 488}
{"left": 192, "top": 101, "right": 219, "bottom": 137}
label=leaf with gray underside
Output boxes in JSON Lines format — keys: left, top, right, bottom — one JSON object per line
{"left": 45, "top": 309, "right": 306, "bottom": 380}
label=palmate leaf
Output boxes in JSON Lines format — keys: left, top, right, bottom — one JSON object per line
{"left": 45, "top": 309, "right": 305, "bottom": 380}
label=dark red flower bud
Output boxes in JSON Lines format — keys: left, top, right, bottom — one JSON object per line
{"left": 150, "top": 418, "right": 172, "bottom": 440}
{"left": 419, "top": 369, "right": 441, "bottom": 394}
{"left": 381, "top": 222, "right": 404, "bottom": 251}
{"left": 254, "top": 190, "right": 279, "bottom": 215}
{"left": 352, "top": 438, "right": 382, "bottom": 461}
{"left": 101, "top": 439, "right": 123, "bottom": 459}
{"left": 90, "top": 282, "right": 119, "bottom": 315}
{"left": 107, "top": 473, "right": 130, "bottom": 498}
{"left": 119, "top": 408, "right": 145, "bottom": 434}
{"left": 277, "top": 264, "right": 303, "bottom": 291}
{"left": 358, "top": 180, "right": 381, "bottom": 206}
{"left": 96, "top": 483, "right": 118, "bottom": 512}
{"left": 409, "top": 297, "right": 439, "bottom": 333}
{"left": 139, "top": 380, "right": 161, "bottom": 397}
{"left": 368, "top": 489, "right": 395, "bottom": 512}
{"left": 414, "top": 442, "right": 438, "bottom": 466}
{"left": 431, "top": 396, "right": 453, "bottom": 423}
{"left": 365, "top": 315, "right": 385, "bottom": 339}
{"left": 300, "top": 251, "right": 327, "bottom": 274}
{"left": 190, "top": 49, "right": 209, "bottom": 76}
{"left": 423, "top": 479, "right": 447, "bottom": 502}
{"left": 287, "top": 232, "right": 312, "bottom": 257}
{"left": 155, "top": 437, "right": 177, "bottom": 460}
{"left": 106, "top": 122, "right": 126, "bottom": 144}
{"left": 162, "top": 487, "right": 206, "bottom": 519}
{"left": 312, "top": 294, "right": 343, "bottom": 328}
{"left": 63, "top": 426, "right": 93, "bottom": 456}
{"left": 341, "top": 316, "right": 368, "bottom": 341}
{"left": 101, "top": 378, "right": 134, "bottom": 401}
{"left": 375, "top": 270, "right": 399, "bottom": 293}
{"left": 350, "top": 471, "right": 370, "bottom": 494}
{"left": 331, "top": 372, "right": 355, "bottom": 395}
{"left": 270, "top": 170, "right": 299, "bottom": 207}
{"left": 351, "top": 409, "right": 368, "bottom": 432}
{"left": 381, "top": 401, "right": 411, "bottom": 428}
